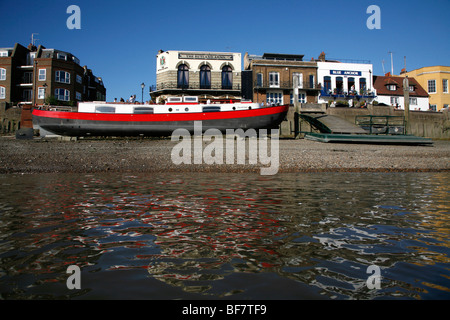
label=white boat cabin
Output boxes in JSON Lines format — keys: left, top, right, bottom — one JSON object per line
{"left": 77, "top": 96, "right": 259, "bottom": 114}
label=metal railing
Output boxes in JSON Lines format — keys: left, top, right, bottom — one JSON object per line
{"left": 355, "top": 115, "right": 405, "bottom": 135}
{"left": 320, "top": 89, "right": 375, "bottom": 98}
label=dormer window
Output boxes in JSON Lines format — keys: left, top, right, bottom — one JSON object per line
{"left": 387, "top": 84, "right": 396, "bottom": 91}
{"left": 57, "top": 52, "right": 67, "bottom": 61}
{"left": 409, "top": 85, "right": 415, "bottom": 92}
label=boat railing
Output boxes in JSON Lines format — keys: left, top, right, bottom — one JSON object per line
{"left": 36, "top": 105, "right": 75, "bottom": 112}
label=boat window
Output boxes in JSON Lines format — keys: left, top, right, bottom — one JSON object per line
{"left": 203, "top": 106, "right": 221, "bottom": 112}
{"left": 134, "top": 107, "right": 154, "bottom": 114}
{"left": 95, "top": 106, "right": 116, "bottom": 113}
{"left": 168, "top": 97, "right": 182, "bottom": 103}
{"left": 184, "top": 96, "right": 198, "bottom": 103}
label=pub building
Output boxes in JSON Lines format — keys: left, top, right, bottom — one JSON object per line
{"left": 151, "top": 50, "right": 242, "bottom": 103}
{"left": 316, "top": 52, "right": 375, "bottom": 107}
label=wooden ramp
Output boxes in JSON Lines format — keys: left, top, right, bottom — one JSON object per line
{"left": 300, "top": 113, "right": 368, "bottom": 134}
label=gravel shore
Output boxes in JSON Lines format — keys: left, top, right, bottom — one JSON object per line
{"left": 1, "top": 136, "right": 449, "bottom": 174}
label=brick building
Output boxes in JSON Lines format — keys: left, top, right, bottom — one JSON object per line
{"left": 0, "top": 43, "right": 106, "bottom": 106}
{"left": 243, "top": 52, "right": 319, "bottom": 106}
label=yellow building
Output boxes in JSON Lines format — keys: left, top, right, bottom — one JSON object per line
{"left": 402, "top": 66, "right": 450, "bottom": 111}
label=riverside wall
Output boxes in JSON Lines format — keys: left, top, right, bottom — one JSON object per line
{"left": 279, "top": 104, "right": 450, "bottom": 139}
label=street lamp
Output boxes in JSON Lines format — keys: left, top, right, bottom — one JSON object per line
{"left": 43, "top": 83, "right": 47, "bottom": 104}
{"left": 141, "top": 82, "right": 145, "bottom": 104}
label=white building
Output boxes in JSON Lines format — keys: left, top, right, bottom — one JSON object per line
{"left": 317, "top": 60, "right": 375, "bottom": 106}
{"left": 373, "top": 75, "right": 429, "bottom": 111}
{"left": 152, "top": 50, "right": 242, "bottom": 103}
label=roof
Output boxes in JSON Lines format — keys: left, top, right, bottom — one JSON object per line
{"left": 373, "top": 75, "right": 428, "bottom": 97}
{"left": 262, "top": 53, "right": 304, "bottom": 61}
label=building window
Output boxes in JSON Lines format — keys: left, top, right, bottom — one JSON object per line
{"left": 336, "top": 77, "right": 344, "bottom": 94}
{"left": 266, "top": 91, "right": 283, "bottom": 105}
{"left": 38, "top": 69, "right": 46, "bottom": 81}
{"left": 390, "top": 96, "right": 399, "bottom": 105}
{"left": 443, "top": 79, "right": 448, "bottom": 93}
{"left": 269, "top": 72, "right": 279, "bottom": 87}
{"left": 23, "top": 89, "right": 32, "bottom": 102}
{"left": 409, "top": 85, "right": 415, "bottom": 92}
{"left": 0, "top": 68, "right": 6, "bottom": 80}
{"left": 309, "top": 74, "right": 315, "bottom": 89}
{"left": 199, "top": 65, "right": 211, "bottom": 89}
{"left": 55, "top": 88, "right": 70, "bottom": 101}
{"left": 348, "top": 77, "right": 355, "bottom": 93}
{"left": 38, "top": 87, "right": 45, "bottom": 99}
{"left": 57, "top": 52, "right": 67, "bottom": 61}
{"left": 177, "top": 64, "right": 189, "bottom": 89}
{"left": 23, "top": 72, "right": 33, "bottom": 84}
{"left": 222, "top": 66, "right": 233, "bottom": 89}
{"left": 429, "top": 104, "right": 437, "bottom": 111}
{"left": 293, "top": 73, "right": 303, "bottom": 88}
{"left": 76, "top": 91, "right": 82, "bottom": 101}
{"left": 323, "top": 76, "right": 331, "bottom": 93}
{"left": 55, "top": 70, "right": 70, "bottom": 84}
{"left": 76, "top": 74, "right": 83, "bottom": 84}
{"left": 256, "top": 73, "right": 263, "bottom": 87}
{"left": 359, "top": 78, "right": 367, "bottom": 91}
{"left": 290, "top": 92, "right": 306, "bottom": 104}
{"left": 26, "top": 52, "right": 36, "bottom": 65}
{"left": 0, "top": 51, "right": 9, "bottom": 57}
{"left": 0, "top": 86, "right": 5, "bottom": 99}
{"left": 428, "top": 80, "right": 436, "bottom": 93}
{"left": 409, "top": 97, "right": 417, "bottom": 105}
{"left": 387, "top": 84, "right": 396, "bottom": 91}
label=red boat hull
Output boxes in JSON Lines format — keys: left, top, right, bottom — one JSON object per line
{"left": 32, "top": 105, "right": 289, "bottom": 136}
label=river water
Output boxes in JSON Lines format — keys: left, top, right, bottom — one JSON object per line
{"left": 0, "top": 171, "right": 449, "bottom": 300}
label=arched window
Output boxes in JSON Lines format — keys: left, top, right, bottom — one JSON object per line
{"left": 359, "top": 78, "right": 366, "bottom": 91}
{"left": 177, "top": 64, "right": 189, "bottom": 89}
{"left": 222, "top": 66, "right": 232, "bottom": 89}
{"left": 348, "top": 77, "right": 355, "bottom": 93}
{"left": 200, "top": 65, "right": 211, "bottom": 89}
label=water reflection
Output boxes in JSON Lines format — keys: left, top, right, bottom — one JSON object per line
{"left": 0, "top": 172, "right": 449, "bottom": 299}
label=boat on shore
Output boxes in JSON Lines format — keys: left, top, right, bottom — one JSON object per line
{"left": 32, "top": 96, "right": 289, "bottom": 137}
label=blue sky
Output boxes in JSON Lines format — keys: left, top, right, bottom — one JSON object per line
{"left": 1, "top": 0, "right": 449, "bottom": 101}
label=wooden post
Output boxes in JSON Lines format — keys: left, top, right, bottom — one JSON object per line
{"left": 403, "top": 76, "right": 410, "bottom": 135}
{"left": 293, "top": 76, "right": 300, "bottom": 138}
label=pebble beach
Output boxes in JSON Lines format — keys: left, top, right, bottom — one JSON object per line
{"left": 1, "top": 136, "right": 449, "bottom": 174}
